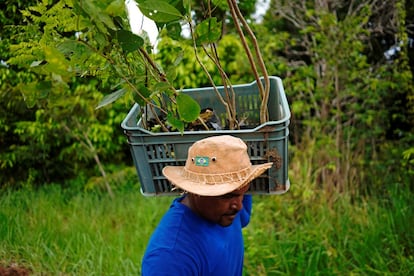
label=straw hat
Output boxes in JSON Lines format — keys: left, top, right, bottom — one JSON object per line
{"left": 162, "top": 135, "right": 273, "bottom": 196}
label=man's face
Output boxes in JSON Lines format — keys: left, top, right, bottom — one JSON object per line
{"left": 189, "top": 184, "right": 250, "bottom": 227}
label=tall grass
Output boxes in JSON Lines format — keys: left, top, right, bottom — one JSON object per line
{"left": 243, "top": 183, "right": 414, "bottom": 275}
{"left": 1, "top": 177, "right": 413, "bottom": 275}
{"left": 0, "top": 184, "right": 171, "bottom": 275}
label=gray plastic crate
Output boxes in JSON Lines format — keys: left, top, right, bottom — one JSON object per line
{"left": 121, "top": 76, "right": 291, "bottom": 196}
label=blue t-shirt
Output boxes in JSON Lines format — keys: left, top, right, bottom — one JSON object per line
{"left": 142, "top": 195, "right": 252, "bottom": 275}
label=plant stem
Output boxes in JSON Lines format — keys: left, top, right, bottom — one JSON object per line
{"left": 61, "top": 122, "right": 114, "bottom": 199}
{"left": 201, "top": 44, "right": 238, "bottom": 128}
{"left": 227, "top": 0, "right": 270, "bottom": 123}
{"left": 139, "top": 48, "right": 167, "bottom": 82}
{"left": 187, "top": 16, "right": 235, "bottom": 130}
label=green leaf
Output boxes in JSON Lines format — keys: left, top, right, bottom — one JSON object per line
{"left": 152, "top": 81, "right": 170, "bottom": 94}
{"left": 58, "top": 40, "right": 91, "bottom": 55}
{"left": 176, "top": 93, "right": 200, "bottom": 122}
{"left": 105, "top": 1, "right": 126, "bottom": 17}
{"left": 132, "top": 84, "right": 151, "bottom": 106}
{"left": 167, "top": 113, "right": 184, "bottom": 132}
{"left": 166, "top": 67, "right": 177, "bottom": 81}
{"left": 19, "top": 83, "right": 37, "bottom": 108}
{"left": 173, "top": 51, "right": 184, "bottom": 66}
{"left": 115, "top": 30, "right": 144, "bottom": 53}
{"left": 43, "top": 46, "right": 70, "bottom": 76}
{"left": 36, "top": 81, "right": 52, "bottom": 99}
{"left": 211, "top": 0, "right": 228, "bottom": 10}
{"left": 57, "top": 40, "right": 94, "bottom": 68}
{"left": 138, "top": 0, "right": 183, "bottom": 23}
{"left": 183, "top": 0, "right": 191, "bottom": 15}
{"left": 96, "top": 88, "right": 127, "bottom": 109}
{"left": 195, "top": 17, "right": 222, "bottom": 44}
{"left": 165, "top": 21, "right": 182, "bottom": 40}
{"left": 77, "top": 0, "right": 117, "bottom": 33}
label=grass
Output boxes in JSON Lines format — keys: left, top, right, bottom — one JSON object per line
{"left": 0, "top": 184, "right": 171, "bottom": 275}
{"left": 1, "top": 180, "right": 413, "bottom": 275}
{"left": 243, "top": 185, "right": 414, "bottom": 275}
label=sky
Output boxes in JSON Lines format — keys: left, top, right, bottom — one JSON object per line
{"left": 125, "top": 0, "right": 158, "bottom": 46}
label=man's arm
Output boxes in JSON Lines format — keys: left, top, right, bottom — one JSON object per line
{"left": 239, "top": 194, "right": 252, "bottom": 227}
{"left": 142, "top": 249, "right": 197, "bottom": 275}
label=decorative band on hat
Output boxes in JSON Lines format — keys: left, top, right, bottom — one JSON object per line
{"left": 182, "top": 167, "right": 253, "bottom": 185}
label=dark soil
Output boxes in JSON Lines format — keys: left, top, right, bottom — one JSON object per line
{"left": 0, "top": 264, "right": 31, "bottom": 276}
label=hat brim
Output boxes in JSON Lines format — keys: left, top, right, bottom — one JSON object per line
{"left": 162, "top": 162, "right": 273, "bottom": 196}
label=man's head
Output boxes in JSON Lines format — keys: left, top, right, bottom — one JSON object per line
{"left": 183, "top": 183, "right": 251, "bottom": 227}
{"left": 162, "top": 135, "right": 273, "bottom": 225}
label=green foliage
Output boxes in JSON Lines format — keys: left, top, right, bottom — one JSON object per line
{"left": 1, "top": 1, "right": 413, "bottom": 273}
{"left": 2, "top": 0, "right": 413, "bottom": 202}
{"left": 3, "top": 0, "right": 263, "bottom": 188}
{"left": 261, "top": 0, "right": 414, "bottom": 193}
{"left": 243, "top": 187, "right": 414, "bottom": 275}
{"left": 176, "top": 93, "right": 201, "bottom": 122}
{"left": 1, "top": 183, "right": 413, "bottom": 274}
{"left": 156, "top": 33, "right": 253, "bottom": 89}
{"left": 1, "top": 0, "right": 146, "bottom": 188}
{"left": 137, "top": 0, "right": 183, "bottom": 23}
{"left": 1, "top": 0, "right": 236, "bottom": 186}
{"left": 402, "top": 146, "right": 414, "bottom": 179}
{"left": 195, "top": 17, "right": 222, "bottom": 44}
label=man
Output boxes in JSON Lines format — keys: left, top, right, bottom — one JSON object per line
{"left": 141, "top": 135, "right": 273, "bottom": 275}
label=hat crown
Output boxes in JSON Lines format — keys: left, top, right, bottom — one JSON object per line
{"left": 185, "top": 135, "right": 251, "bottom": 174}
{"left": 162, "top": 135, "right": 273, "bottom": 196}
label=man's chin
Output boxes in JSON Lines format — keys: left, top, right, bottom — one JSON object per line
{"left": 219, "top": 214, "right": 237, "bottom": 227}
